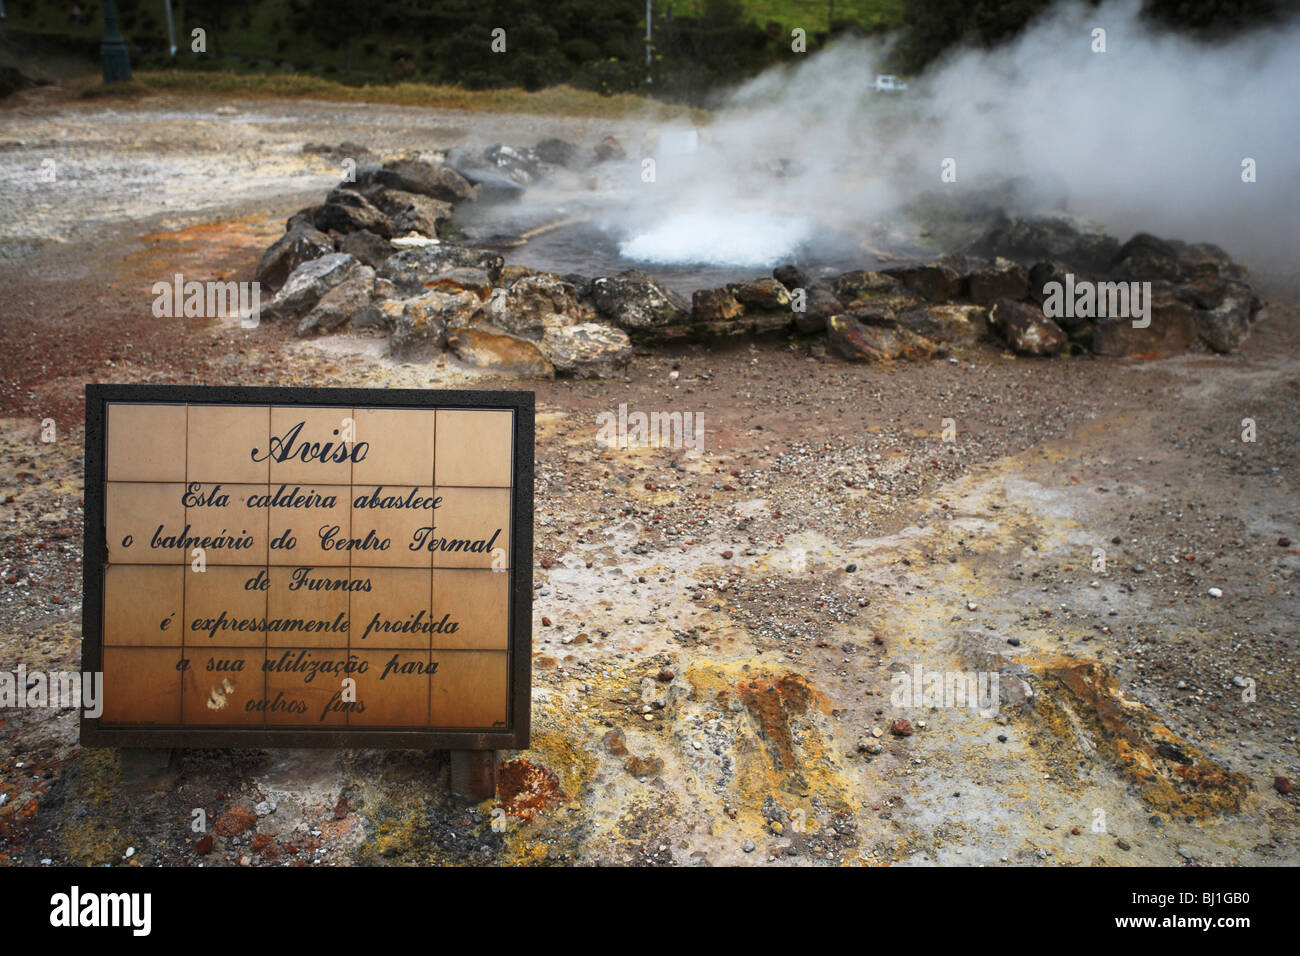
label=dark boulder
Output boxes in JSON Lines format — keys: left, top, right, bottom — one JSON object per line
{"left": 378, "top": 245, "right": 505, "bottom": 295}
{"left": 591, "top": 271, "right": 691, "bottom": 341}
{"left": 447, "top": 326, "right": 555, "bottom": 378}
{"left": 968, "top": 257, "right": 1029, "bottom": 305}
{"left": 262, "top": 253, "right": 363, "bottom": 323}
{"left": 833, "top": 270, "right": 914, "bottom": 311}
{"left": 390, "top": 289, "right": 484, "bottom": 358}
{"left": 989, "top": 299, "right": 1067, "bottom": 356}
{"left": 340, "top": 230, "right": 393, "bottom": 270}
{"left": 894, "top": 304, "right": 989, "bottom": 346}
{"left": 374, "top": 159, "right": 477, "bottom": 203}
{"left": 970, "top": 215, "right": 1121, "bottom": 273}
{"left": 453, "top": 166, "right": 526, "bottom": 203}
{"left": 1090, "top": 288, "right": 1199, "bottom": 357}
{"left": 540, "top": 324, "right": 633, "bottom": 378}
{"left": 790, "top": 281, "right": 844, "bottom": 335}
{"left": 773, "top": 264, "right": 810, "bottom": 292}
{"left": 255, "top": 223, "right": 335, "bottom": 293}
{"left": 826, "top": 313, "right": 940, "bottom": 362}
{"left": 1111, "top": 233, "right": 1183, "bottom": 282}
{"left": 484, "top": 144, "right": 542, "bottom": 183}
{"left": 535, "top": 138, "right": 583, "bottom": 169}
{"left": 881, "top": 262, "right": 963, "bottom": 302}
{"left": 691, "top": 288, "right": 744, "bottom": 325}
{"left": 313, "top": 188, "right": 390, "bottom": 237}
{"left": 727, "top": 277, "right": 792, "bottom": 313}
{"left": 1194, "top": 283, "right": 1257, "bottom": 353}
{"left": 295, "top": 268, "right": 376, "bottom": 337}
{"left": 369, "top": 187, "right": 454, "bottom": 238}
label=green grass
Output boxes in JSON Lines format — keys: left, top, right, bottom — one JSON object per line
{"left": 672, "top": 0, "right": 905, "bottom": 32}
{"left": 69, "top": 69, "right": 705, "bottom": 121}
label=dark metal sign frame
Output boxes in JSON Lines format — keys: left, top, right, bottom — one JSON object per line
{"left": 80, "top": 384, "right": 534, "bottom": 751}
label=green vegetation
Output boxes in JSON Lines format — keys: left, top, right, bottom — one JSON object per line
{"left": 4, "top": 0, "right": 1285, "bottom": 102}
{"left": 2, "top": 0, "right": 904, "bottom": 103}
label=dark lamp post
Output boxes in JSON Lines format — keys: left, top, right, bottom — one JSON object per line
{"left": 101, "top": 0, "right": 133, "bottom": 83}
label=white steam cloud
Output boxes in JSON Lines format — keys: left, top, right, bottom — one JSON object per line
{"left": 613, "top": 0, "right": 1300, "bottom": 280}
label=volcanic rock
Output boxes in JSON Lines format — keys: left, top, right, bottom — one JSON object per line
{"left": 295, "top": 266, "right": 376, "bottom": 337}
{"left": 378, "top": 245, "right": 504, "bottom": 294}
{"left": 488, "top": 273, "right": 586, "bottom": 339}
{"left": 390, "top": 289, "right": 484, "bottom": 358}
{"left": 284, "top": 206, "right": 320, "bottom": 231}
{"left": 882, "top": 262, "right": 963, "bottom": 302}
{"left": 255, "top": 222, "right": 335, "bottom": 293}
{"left": 988, "top": 299, "right": 1067, "bottom": 356}
{"left": 501, "top": 265, "right": 538, "bottom": 284}
{"left": 857, "top": 311, "right": 946, "bottom": 359}
{"left": 540, "top": 323, "right": 633, "bottom": 378}
{"left": 1173, "top": 241, "right": 1248, "bottom": 282}
{"left": 834, "top": 270, "right": 906, "bottom": 307}
{"left": 1111, "top": 233, "right": 1182, "bottom": 281}
{"left": 727, "top": 277, "right": 792, "bottom": 313}
{"left": 339, "top": 229, "right": 393, "bottom": 269}
{"left": 313, "top": 188, "right": 390, "bottom": 237}
{"left": 591, "top": 271, "right": 691, "bottom": 341}
{"left": 971, "top": 214, "right": 1121, "bottom": 273}
{"left": 484, "top": 143, "right": 543, "bottom": 184}
{"left": 894, "top": 304, "right": 989, "bottom": 346}
{"left": 1090, "top": 288, "right": 1199, "bottom": 356}
{"left": 691, "top": 288, "right": 745, "bottom": 325}
{"left": 791, "top": 282, "right": 846, "bottom": 335}
{"left": 1193, "top": 283, "right": 1257, "bottom": 353}
{"left": 535, "top": 137, "right": 582, "bottom": 169}
{"left": 827, "top": 314, "right": 913, "bottom": 362}
{"left": 354, "top": 297, "right": 405, "bottom": 330}
{"left": 1028, "top": 260, "right": 1074, "bottom": 303}
{"left": 447, "top": 326, "right": 555, "bottom": 377}
{"left": 373, "top": 159, "right": 477, "bottom": 203}
{"left": 453, "top": 166, "right": 526, "bottom": 202}
{"left": 262, "top": 253, "right": 363, "bottom": 323}
{"left": 369, "top": 187, "right": 454, "bottom": 238}
{"left": 773, "top": 264, "right": 810, "bottom": 291}
{"left": 422, "top": 267, "right": 494, "bottom": 302}
{"left": 968, "top": 256, "right": 1029, "bottom": 305}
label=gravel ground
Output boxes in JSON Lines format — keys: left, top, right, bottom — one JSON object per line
{"left": 0, "top": 94, "right": 1296, "bottom": 867}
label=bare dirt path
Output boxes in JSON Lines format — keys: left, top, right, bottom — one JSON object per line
{"left": 0, "top": 96, "right": 1296, "bottom": 867}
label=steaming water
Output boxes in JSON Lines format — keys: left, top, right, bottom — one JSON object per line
{"left": 455, "top": 190, "right": 878, "bottom": 294}
{"left": 459, "top": 0, "right": 1300, "bottom": 289}
{"left": 618, "top": 211, "right": 816, "bottom": 268}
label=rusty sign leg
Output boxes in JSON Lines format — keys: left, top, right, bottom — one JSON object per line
{"left": 449, "top": 750, "right": 498, "bottom": 801}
